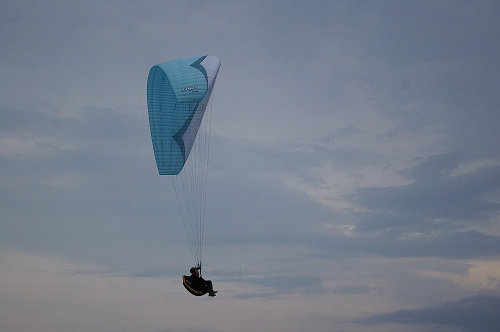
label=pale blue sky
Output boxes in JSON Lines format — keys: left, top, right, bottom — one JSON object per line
{"left": 1, "top": 1, "right": 500, "bottom": 331}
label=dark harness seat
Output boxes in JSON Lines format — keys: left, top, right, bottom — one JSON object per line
{"left": 182, "top": 275, "right": 206, "bottom": 296}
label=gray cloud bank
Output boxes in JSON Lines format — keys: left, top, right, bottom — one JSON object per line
{"left": 362, "top": 295, "right": 500, "bottom": 332}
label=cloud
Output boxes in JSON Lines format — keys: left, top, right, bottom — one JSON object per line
{"left": 245, "top": 275, "right": 322, "bottom": 292}
{"left": 311, "top": 230, "right": 500, "bottom": 260}
{"left": 352, "top": 154, "right": 500, "bottom": 235}
{"left": 216, "top": 265, "right": 370, "bottom": 297}
{"left": 361, "top": 295, "right": 500, "bottom": 332}
{"left": 332, "top": 284, "right": 370, "bottom": 295}
{"left": 227, "top": 275, "right": 370, "bottom": 299}
{"left": 0, "top": 104, "right": 186, "bottom": 269}
{"left": 207, "top": 143, "right": 500, "bottom": 260}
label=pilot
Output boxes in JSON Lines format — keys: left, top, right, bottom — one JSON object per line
{"left": 187, "top": 267, "right": 217, "bottom": 297}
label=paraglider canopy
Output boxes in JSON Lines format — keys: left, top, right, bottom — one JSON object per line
{"left": 147, "top": 55, "right": 221, "bottom": 175}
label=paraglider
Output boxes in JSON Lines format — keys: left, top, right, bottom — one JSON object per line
{"left": 182, "top": 267, "right": 217, "bottom": 297}
{"left": 147, "top": 55, "right": 221, "bottom": 296}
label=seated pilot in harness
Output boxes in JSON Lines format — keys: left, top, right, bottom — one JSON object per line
{"left": 182, "top": 267, "right": 217, "bottom": 297}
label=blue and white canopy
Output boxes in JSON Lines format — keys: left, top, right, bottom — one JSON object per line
{"left": 147, "top": 55, "right": 221, "bottom": 175}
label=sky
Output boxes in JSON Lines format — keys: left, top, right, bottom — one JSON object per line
{"left": 1, "top": 1, "right": 500, "bottom": 331}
